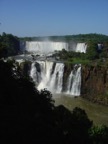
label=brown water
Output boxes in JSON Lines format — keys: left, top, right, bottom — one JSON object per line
{"left": 54, "top": 94, "right": 108, "bottom": 126}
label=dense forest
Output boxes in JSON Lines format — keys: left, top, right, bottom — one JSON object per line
{"left": 0, "top": 32, "right": 20, "bottom": 58}
{"left": 1, "top": 32, "right": 108, "bottom": 143}
{"left": 1, "top": 58, "right": 108, "bottom": 144}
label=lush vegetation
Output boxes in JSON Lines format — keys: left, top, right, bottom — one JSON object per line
{"left": 20, "top": 33, "right": 108, "bottom": 64}
{"left": 1, "top": 32, "right": 108, "bottom": 64}
{"left": 0, "top": 32, "right": 20, "bottom": 58}
{"left": 53, "top": 41, "right": 108, "bottom": 66}
{"left": 0, "top": 59, "right": 108, "bottom": 144}
{"left": 1, "top": 32, "right": 108, "bottom": 143}
{"left": 20, "top": 33, "right": 108, "bottom": 43}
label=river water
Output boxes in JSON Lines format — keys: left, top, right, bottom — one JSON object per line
{"left": 54, "top": 94, "right": 108, "bottom": 126}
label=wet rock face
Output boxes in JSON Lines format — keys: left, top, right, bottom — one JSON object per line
{"left": 20, "top": 61, "right": 32, "bottom": 77}
{"left": 81, "top": 65, "right": 108, "bottom": 105}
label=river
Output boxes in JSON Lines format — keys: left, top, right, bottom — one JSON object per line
{"left": 54, "top": 94, "right": 108, "bottom": 126}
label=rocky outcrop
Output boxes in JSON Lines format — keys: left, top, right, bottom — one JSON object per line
{"left": 20, "top": 61, "right": 32, "bottom": 77}
{"left": 81, "top": 65, "right": 108, "bottom": 105}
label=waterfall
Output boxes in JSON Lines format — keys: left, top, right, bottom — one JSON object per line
{"left": 37, "top": 61, "right": 54, "bottom": 90}
{"left": 29, "top": 61, "right": 81, "bottom": 96}
{"left": 30, "top": 62, "right": 41, "bottom": 86}
{"left": 49, "top": 63, "right": 64, "bottom": 93}
{"left": 66, "top": 65, "right": 81, "bottom": 96}
{"left": 66, "top": 71, "right": 73, "bottom": 94}
{"left": 30, "top": 61, "right": 64, "bottom": 93}
{"left": 20, "top": 41, "right": 87, "bottom": 54}
{"left": 70, "top": 66, "right": 81, "bottom": 96}
{"left": 75, "top": 43, "right": 87, "bottom": 53}
{"left": 17, "top": 40, "right": 85, "bottom": 96}
{"left": 25, "top": 41, "right": 68, "bottom": 54}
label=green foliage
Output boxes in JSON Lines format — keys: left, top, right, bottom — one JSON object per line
{"left": 20, "top": 33, "right": 108, "bottom": 43}
{"left": 53, "top": 33, "right": 108, "bottom": 65}
{"left": 89, "top": 125, "right": 108, "bottom": 144}
{"left": 0, "top": 32, "right": 20, "bottom": 58}
{"left": 67, "top": 58, "right": 90, "bottom": 65}
{"left": 86, "top": 41, "right": 98, "bottom": 60}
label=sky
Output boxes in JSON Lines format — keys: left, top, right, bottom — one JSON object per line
{"left": 0, "top": 0, "right": 108, "bottom": 37}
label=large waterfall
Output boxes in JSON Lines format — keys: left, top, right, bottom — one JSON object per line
{"left": 25, "top": 41, "right": 68, "bottom": 54}
{"left": 21, "top": 41, "right": 87, "bottom": 54}
{"left": 30, "top": 60, "right": 81, "bottom": 96}
{"left": 19, "top": 40, "right": 84, "bottom": 96}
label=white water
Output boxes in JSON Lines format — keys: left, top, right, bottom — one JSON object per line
{"left": 29, "top": 61, "right": 81, "bottom": 96}
{"left": 30, "top": 62, "right": 40, "bottom": 86}
{"left": 37, "top": 61, "right": 54, "bottom": 91}
{"left": 66, "top": 71, "right": 73, "bottom": 94}
{"left": 66, "top": 65, "right": 81, "bottom": 96}
{"left": 75, "top": 43, "right": 87, "bottom": 53}
{"left": 22, "top": 41, "right": 87, "bottom": 54}
{"left": 15, "top": 59, "right": 24, "bottom": 65}
{"left": 70, "top": 66, "right": 81, "bottom": 96}
{"left": 25, "top": 41, "right": 68, "bottom": 54}
{"left": 37, "top": 61, "right": 64, "bottom": 94}
{"left": 49, "top": 63, "right": 64, "bottom": 93}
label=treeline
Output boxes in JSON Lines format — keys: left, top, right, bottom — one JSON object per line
{"left": 1, "top": 32, "right": 108, "bottom": 63}
{"left": 20, "top": 33, "right": 108, "bottom": 43}
{"left": 0, "top": 59, "right": 108, "bottom": 144}
{"left": 1, "top": 32, "right": 108, "bottom": 59}
{"left": 53, "top": 42, "right": 108, "bottom": 64}
{"left": 20, "top": 33, "right": 108, "bottom": 63}
{"left": 0, "top": 32, "right": 20, "bottom": 58}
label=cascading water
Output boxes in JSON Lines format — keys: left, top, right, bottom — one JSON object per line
{"left": 66, "top": 65, "right": 81, "bottom": 96}
{"left": 20, "top": 41, "right": 87, "bottom": 54}
{"left": 29, "top": 61, "right": 81, "bottom": 96}
{"left": 75, "top": 43, "right": 87, "bottom": 53}
{"left": 16, "top": 40, "right": 86, "bottom": 97}
{"left": 37, "top": 61, "right": 54, "bottom": 91}
{"left": 70, "top": 66, "right": 81, "bottom": 96}
{"left": 30, "top": 62, "right": 41, "bottom": 86}
{"left": 66, "top": 71, "right": 73, "bottom": 94}
{"left": 25, "top": 41, "right": 68, "bottom": 54}
{"left": 49, "top": 63, "right": 64, "bottom": 93}
{"left": 37, "top": 61, "right": 64, "bottom": 93}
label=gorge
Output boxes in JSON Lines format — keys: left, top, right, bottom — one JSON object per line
{"left": 2, "top": 33, "right": 108, "bottom": 127}
{"left": 16, "top": 39, "right": 108, "bottom": 106}
{"left": 18, "top": 41, "right": 87, "bottom": 96}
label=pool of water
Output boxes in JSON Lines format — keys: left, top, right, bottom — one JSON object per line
{"left": 54, "top": 94, "right": 108, "bottom": 126}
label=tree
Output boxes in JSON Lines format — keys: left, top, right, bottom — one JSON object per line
{"left": 0, "top": 32, "right": 20, "bottom": 58}
{"left": 86, "top": 41, "right": 98, "bottom": 60}
{"left": 0, "top": 59, "right": 55, "bottom": 143}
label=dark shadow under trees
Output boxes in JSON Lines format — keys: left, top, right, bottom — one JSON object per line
{"left": 0, "top": 59, "right": 108, "bottom": 144}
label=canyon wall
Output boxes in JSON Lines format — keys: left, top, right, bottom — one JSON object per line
{"left": 18, "top": 60, "right": 108, "bottom": 105}
{"left": 81, "top": 65, "right": 108, "bottom": 105}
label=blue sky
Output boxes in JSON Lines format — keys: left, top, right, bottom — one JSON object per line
{"left": 0, "top": 0, "right": 108, "bottom": 37}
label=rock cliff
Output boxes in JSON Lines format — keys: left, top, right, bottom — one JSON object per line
{"left": 81, "top": 65, "right": 108, "bottom": 105}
